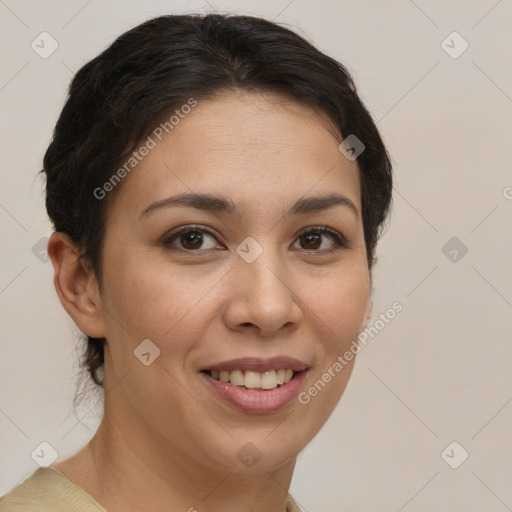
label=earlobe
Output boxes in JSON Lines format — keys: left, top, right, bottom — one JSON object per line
{"left": 47, "top": 232, "right": 107, "bottom": 339}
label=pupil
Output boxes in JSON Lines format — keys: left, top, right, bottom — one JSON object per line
{"left": 182, "top": 231, "right": 202, "bottom": 249}
{"left": 303, "top": 233, "right": 320, "bottom": 250}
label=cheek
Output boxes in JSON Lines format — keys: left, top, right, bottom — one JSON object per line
{"left": 298, "top": 263, "right": 369, "bottom": 416}
{"left": 101, "top": 255, "right": 222, "bottom": 349}
{"left": 102, "top": 247, "right": 369, "bottom": 354}
{"left": 308, "top": 263, "right": 370, "bottom": 349}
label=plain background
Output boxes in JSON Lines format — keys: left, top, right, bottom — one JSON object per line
{"left": 1, "top": 1, "right": 511, "bottom": 510}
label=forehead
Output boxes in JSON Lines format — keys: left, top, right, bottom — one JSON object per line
{"left": 111, "top": 92, "right": 361, "bottom": 217}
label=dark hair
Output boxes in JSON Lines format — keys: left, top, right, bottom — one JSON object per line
{"left": 42, "top": 13, "right": 392, "bottom": 390}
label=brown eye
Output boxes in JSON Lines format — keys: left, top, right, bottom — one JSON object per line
{"left": 299, "top": 232, "right": 322, "bottom": 250}
{"left": 293, "top": 226, "right": 347, "bottom": 253}
{"left": 163, "top": 225, "right": 222, "bottom": 252}
{"left": 180, "top": 230, "right": 204, "bottom": 250}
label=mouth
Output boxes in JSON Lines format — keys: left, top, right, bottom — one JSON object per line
{"left": 199, "top": 356, "right": 309, "bottom": 413}
{"left": 201, "top": 368, "right": 299, "bottom": 391}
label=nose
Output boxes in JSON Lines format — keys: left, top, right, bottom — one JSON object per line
{"left": 222, "top": 247, "right": 303, "bottom": 337}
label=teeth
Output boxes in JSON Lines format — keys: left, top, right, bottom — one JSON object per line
{"left": 261, "top": 370, "right": 277, "bottom": 390}
{"left": 230, "top": 369, "right": 244, "bottom": 386}
{"left": 207, "top": 368, "right": 296, "bottom": 390}
{"left": 244, "top": 371, "right": 261, "bottom": 389}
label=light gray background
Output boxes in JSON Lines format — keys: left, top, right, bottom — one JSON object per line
{"left": 1, "top": 1, "right": 511, "bottom": 511}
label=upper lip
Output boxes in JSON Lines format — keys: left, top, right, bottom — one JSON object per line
{"left": 202, "top": 356, "right": 308, "bottom": 373}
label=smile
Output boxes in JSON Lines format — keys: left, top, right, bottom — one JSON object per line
{"left": 203, "top": 368, "right": 296, "bottom": 390}
{"left": 200, "top": 356, "right": 309, "bottom": 413}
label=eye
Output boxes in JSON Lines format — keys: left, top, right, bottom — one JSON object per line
{"left": 162, "top": 225, "right": 224, "bottom": 252}
{"left": 292, "top": 226, "right": 347, "bottom": 253}
{"left": 161, "top": 224, "right": 348, "bottom": 254}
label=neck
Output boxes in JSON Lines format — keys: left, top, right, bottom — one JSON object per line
{"left": 70, "top": 394, "right": 297, "bottom": 512}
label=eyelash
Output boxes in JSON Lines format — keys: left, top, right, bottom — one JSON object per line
{"left": 161, "top": 224, "right": 348, "bottom": 255}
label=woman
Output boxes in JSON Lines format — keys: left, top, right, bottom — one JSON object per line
{"left": 0, "top": 12, "right": 392, "bottom": 512}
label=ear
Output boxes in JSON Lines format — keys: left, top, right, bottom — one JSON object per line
{"left": 47, "top": 232, "right": 107, "bottom": 339}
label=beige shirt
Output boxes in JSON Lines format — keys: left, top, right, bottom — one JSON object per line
{"left": 0, "top": 467, "right": 303, "bottom": 512}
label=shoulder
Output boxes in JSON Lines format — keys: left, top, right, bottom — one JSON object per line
{"left": 1, "top": 469, "right": 48, "bottom": 512}
{"left": 0, "top": 468, "right": 106, "bottom": 512}
{"left": 2, "top": 468, "right": 300, "bottom": 512}
{"left": 0, "top": 469, "right": 45, "bottom": 512}
{"left": 286, "top": 494, "right": 304, "bottom": 512}
{"left": 0, "top": 493, "right": 45, "bottom": 512}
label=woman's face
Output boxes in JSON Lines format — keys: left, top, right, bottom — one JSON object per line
{"left": 94, "top": 92, "right": 370, "bottom": 472}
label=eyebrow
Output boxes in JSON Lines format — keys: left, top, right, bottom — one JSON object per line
{"left": 140, "top": 192, "right": 358, "bottom": 219}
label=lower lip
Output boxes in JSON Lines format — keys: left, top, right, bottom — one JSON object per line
{"left": 200, "top": 371, "right": 308, "bottom": 414}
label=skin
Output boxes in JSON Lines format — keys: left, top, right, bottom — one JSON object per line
{"left": 48, "top": 91, "right": 372, "bottom": 512}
